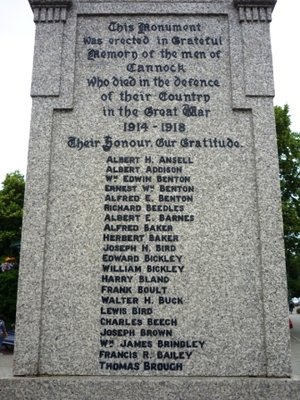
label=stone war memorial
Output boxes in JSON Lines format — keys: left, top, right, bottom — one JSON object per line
{"left": 1, "top": 0, "right": 300, "bottom": 398}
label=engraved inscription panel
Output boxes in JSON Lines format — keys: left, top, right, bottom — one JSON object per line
{"left": 41, "top": 15, "right": 264, "bottom": 376}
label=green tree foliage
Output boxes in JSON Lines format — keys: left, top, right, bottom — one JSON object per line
{"left": 0, "top": 269, "right": 19, "bottom": 325}
{"left": 0, "top": 171, "right": 25, "bottom": 324}
{"left": 0, "top": 171, "right": 25, "bottom": 261}
{"left": 275, "top": 105, "right": 300, "bottom": 297}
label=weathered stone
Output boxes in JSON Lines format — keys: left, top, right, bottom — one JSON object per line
{"left": 1, "top": 0, "right": 298, "bottom": 397}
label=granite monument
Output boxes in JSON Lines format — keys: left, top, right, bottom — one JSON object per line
{"left": 1, "top": 0, "right": 299, "bottom": 398}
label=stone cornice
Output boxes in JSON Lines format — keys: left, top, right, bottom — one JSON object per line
{"left": 29, "top": 0, "right": 72, "bottom": 7}
{"left": 234, "top": 0, "right": 276, "bottom": 6}
{"left": 234, "top": 0, "right": 277, "bottom": 22}
{"left": 28, "top": 0, "right": 72, "bottom": 23}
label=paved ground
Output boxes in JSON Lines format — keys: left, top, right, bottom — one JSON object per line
{"left": 1, "top": 317, "right": 300, "bottom": 378}
{"left": 290, "top": 310, "right": 300, "bottom": 376}
{"left": 0, "top": 348, "right": 13, "bottom": 378}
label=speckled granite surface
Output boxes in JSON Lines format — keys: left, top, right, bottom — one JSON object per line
{"left": 4, "top": 0, "right": 298, "bottom": 398}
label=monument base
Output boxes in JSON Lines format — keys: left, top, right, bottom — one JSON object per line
{"left": 1, "top": 376, "right": 300, "bottom": 399}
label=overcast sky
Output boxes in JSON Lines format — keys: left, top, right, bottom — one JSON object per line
{"left": 0, "top": 0, "right": 299, "bottom": 185}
